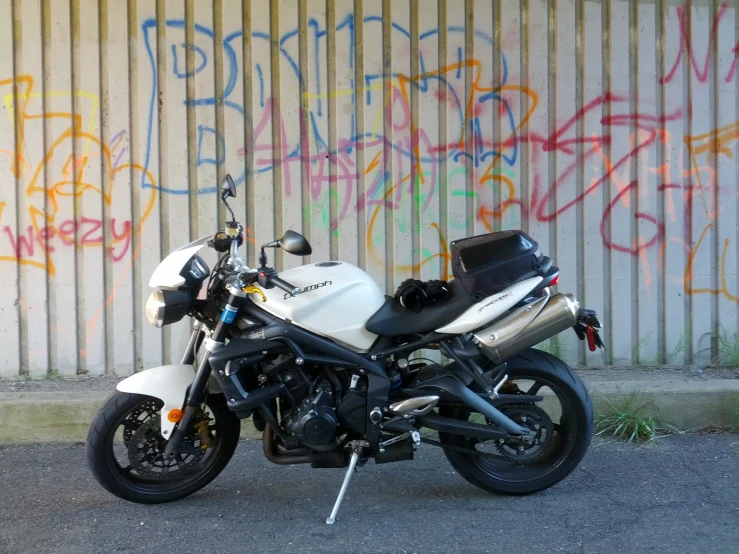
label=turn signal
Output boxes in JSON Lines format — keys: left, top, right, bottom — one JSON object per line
{"left": 167, "top": 409, "right": 183, "bottom": 423}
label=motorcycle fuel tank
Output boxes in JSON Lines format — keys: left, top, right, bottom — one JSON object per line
{"left": 248, "top": 262, "right": 385, "bottom": 351}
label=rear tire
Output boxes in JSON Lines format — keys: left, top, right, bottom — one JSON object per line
{"left": 439, "top": 348, "right": 593, "bottom": 495}
{"left": 86, "top": 391, "right": 240, "bottom": 504}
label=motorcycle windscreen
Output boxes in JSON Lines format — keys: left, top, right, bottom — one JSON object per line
{"left": 149, "top": 235, "right": 212, "bottom": 290}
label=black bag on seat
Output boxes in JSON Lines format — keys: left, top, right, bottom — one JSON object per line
{"left": 450, "top": 230, "right": 544, "bottom": 301}
{"left": 422, "top": 280, "right": 451, "bottom": 307}
{"left": 394, "top": 278, "right": 451, "bottom": 313}
{"left": 394, "top": 279, "right": 426, "bottom": 313}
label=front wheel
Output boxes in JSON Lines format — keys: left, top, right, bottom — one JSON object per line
{"left": 86, "top": 391, "right": 240, "bottom": 504}
{"left": 438, "top": 348, "right": 593, "bottom": 495}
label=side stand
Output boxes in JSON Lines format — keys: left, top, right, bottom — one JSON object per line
{"left": 325, "top": 445, "right": 362, "bottom": 524}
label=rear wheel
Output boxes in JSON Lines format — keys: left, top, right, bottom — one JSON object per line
{"left": 438, "top": 349, "right": 593, "bottom": 495}
{"left": 86, "top": 391, "right": 240, "bottom": 504}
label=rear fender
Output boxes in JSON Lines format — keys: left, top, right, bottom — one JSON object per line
{"left": 116, "top": 364, "right": 222, "bottom": 438}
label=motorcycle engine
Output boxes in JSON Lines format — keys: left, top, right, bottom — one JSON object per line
{"left": 282, "top": 375, "right": 338, "bottom": 449}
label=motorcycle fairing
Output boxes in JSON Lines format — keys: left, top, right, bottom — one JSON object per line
{"left": 149, "top": 235, "right": 211, "bottom": 291}
{"left": 435, "top": 276, "right": 543, "bottom": 334}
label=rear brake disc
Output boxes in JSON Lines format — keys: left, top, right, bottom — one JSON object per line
{"left": 492, "top": 404, "right": 555, "bottom": 462}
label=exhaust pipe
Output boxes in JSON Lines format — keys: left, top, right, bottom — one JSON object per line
{"left": 263, "top": 424, "right": 311, "bottom": 465}
{"left": 473, "top": 293, "right": 579, "bottom": 364}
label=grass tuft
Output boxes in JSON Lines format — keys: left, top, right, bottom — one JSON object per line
{"left": 714, "top": 328, "right": 739, "bottom": 367}
{"left": 595, "top": 395, "right": 677, "bottom": 444}
{"left": 534, "top": 337, "right": 562, "bottom": 358}
{"left": 634, "top": 333, "right": 652, "bottom": 365}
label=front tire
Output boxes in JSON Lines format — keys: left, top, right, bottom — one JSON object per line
{"left": 439, "top": 348, "right": 593, "bottom": 496}
{"left": 86, "top": 391, "right": 240, "bottom": 504}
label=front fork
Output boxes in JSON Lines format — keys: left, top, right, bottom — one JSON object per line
{"left": 180, "top": 320, "right": 204, "bottom": 366}
{"left": 164, "top": 286, "right": 245, "bottom": 458}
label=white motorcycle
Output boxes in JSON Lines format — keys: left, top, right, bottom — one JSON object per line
{"left": 87, "top": 174, "right": 604, "bottom": 524}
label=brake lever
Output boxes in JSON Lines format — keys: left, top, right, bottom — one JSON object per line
{"left": 243, "top": 285, "right": 267, "bottom": 302}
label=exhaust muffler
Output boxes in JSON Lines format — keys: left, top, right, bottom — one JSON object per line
{"left": 473, "top": 293, "right": 579, "bottom": 364}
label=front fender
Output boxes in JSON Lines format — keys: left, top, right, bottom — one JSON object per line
{"left": 116, "top": 364, "right": 196, "bottom": 438}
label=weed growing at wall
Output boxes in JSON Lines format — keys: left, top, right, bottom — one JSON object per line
{"left": 634, "top": 333, "right": 653, "bottom": 366}
{"left": 714, "top": 328, "right": 739, "bottom": 367}
{"left": 534, "top": 337, "right": 565, "bottom": 359}
{"left": 595, "top": 395, "right": 678, "bottom": 444}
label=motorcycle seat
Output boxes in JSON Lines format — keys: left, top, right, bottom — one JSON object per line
{"left": 365, "top": 279, "right": 476, "bottom": 337}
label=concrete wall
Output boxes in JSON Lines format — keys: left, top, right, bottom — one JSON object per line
{"left": 1, "top": 0, "right": 738, "bottom": 377}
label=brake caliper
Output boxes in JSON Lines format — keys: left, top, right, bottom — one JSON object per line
{"left": 192, "top": 408, "right": 215, "bottom": 450}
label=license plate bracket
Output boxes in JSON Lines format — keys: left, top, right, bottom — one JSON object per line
{"left": 573, "top": 309, "right": 604, "bottom": 351}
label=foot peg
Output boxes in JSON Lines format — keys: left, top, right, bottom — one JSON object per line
{"left": 389, "top": 395, "right": 439, "bottom": 417}
{"left": 326, "top": 444, "right": 362, "bottom": 524}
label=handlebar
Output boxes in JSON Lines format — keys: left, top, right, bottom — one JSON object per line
{"left": 213, "top": 222, "right": 298, "bottom": 296}
{"left": 271, "top": 276, "right": 301, "bottom": 297}
{"left": 257, "top": 268, "right": 300, "bottom": 296}
{"left": 229, "top": 255, "right": 251, "bottom": 274}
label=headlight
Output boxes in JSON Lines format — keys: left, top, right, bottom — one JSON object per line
{"left": 146, "top": 290, "right": 166, "bottom": 327}
{"left": 146, "top": 289, "right": 192, "bottom": 328}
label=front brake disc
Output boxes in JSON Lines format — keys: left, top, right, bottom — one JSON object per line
{"left": 127, "top": 418, "right": 206, "bottom": 479}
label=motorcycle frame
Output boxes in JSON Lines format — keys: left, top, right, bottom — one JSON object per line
{"left": 169, "top": 297, "right": 532, "bottom": 454}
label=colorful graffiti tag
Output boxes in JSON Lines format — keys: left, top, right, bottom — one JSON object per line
{"left": 1, "top": 1, "right": 738, "bottom": 373}
{"left": 0, "top": 76, "right": 156, "bottom": 275}
{"left": 134, "top": 7, "right": 739, "bottom": 301}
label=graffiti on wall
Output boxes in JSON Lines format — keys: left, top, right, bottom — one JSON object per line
{"left": 1, "top": 0, "right": 738, "bottom": 373}
{"left": 0, "top": 76, "right": 157, "bottom": 275}
{"left": 135, "top": 4, "right": 739, "bottom": 303}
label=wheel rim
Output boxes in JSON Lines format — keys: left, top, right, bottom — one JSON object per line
{"left": 105, "top": 397, "right": 226, "bottom": 492}
{"left": 462, "top": 373, "right": 580, "bottom": 484}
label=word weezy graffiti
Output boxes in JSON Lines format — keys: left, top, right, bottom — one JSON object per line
{"left": 0, "top": 76, "right": 156, "bottom": 275}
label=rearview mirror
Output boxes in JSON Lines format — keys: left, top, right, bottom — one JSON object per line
{"left": 221, "top": 174, "right": 236, "bottom": 200}
{"left": 279, "top": 230, "right": 312, "bottom": 256}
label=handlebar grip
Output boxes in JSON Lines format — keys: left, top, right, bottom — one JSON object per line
{"left": 271, "top": 276, "right": 300, "bottom": 297}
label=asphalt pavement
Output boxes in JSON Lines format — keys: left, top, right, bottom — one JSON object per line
{"left": 0, "top": 435, "right": 737, "bottom": 554}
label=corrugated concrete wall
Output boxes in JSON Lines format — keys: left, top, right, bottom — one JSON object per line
{"left": 1, "top": 0, "right": 737, "bottom": 377}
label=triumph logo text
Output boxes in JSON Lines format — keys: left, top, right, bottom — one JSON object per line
{"left": 284, "top": 280, "right": 333, "bottom": 300}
